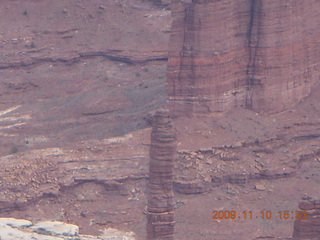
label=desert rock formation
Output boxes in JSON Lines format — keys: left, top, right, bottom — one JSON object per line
{"left": 146, "top": 110, "right": 176, "bottom": 240}
{"left": 0, "top": 218, "right": 136, "bottom": 240}
{"left": 293, "top": 200, "right": 320, "bottom": 239}
{"left": 1, "top": 1, "right": 320, "bottom": 239}
{"left": 167, "top": 0, "right": 320, "bottom": 115}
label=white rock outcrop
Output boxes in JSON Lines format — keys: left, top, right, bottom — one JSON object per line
{"left": 0, "top": 218, "right": 136, "bottom": 240}
{"left": 31, "top": 221, "right": 79, "bottom": 236}
{"left": 0, "top": 218, "right": 32, "bottom": 228}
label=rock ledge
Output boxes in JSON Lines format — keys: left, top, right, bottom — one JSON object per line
{"left": 0, "top": 218, "right": 136, "bottom": 240}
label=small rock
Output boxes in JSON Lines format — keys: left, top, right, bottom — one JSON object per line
{"left": 199, "top": 148, "right": 212, "bottom": 153}
{"left": 226, "top": 184, "right": 238, "bottom": 195}
{"left": 302, "top": 193, "right": 313, "bottom": 200}
{"left": 190, "top": 151, "right": 197, "bottom": 156}
{"left": 11, "top": 38, "right": 19, "bottom": 44}
{"left": 204, "top": 176, "right": 211, "bottom": 182}
{"left": 175, "top": 200, "right": 185, "bottom": 208}
{"left": 254, "top": 184, "right": 266, "bottom": 191}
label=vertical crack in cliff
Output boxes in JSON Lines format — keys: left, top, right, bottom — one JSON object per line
{"left": 146, "top": 109, "right": 176, "bottom": 240}
{"left": 245, "top": 0, "right": 262, "bottom": 109}
{"left": 178, "top": 3, "right": 196, "bottom": 97}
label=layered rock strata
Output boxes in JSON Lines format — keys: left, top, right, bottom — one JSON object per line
{"left": 292, "top": 200, "right": 320, "bottom": 239}
{"left": 149, "top": 0, "right": 163, "bottom": 6}
{"left": 146, "top": 110, "right": 177, "bottom": 240}
{"left": 167, "top": 0, "right": 320, "bottom": 115}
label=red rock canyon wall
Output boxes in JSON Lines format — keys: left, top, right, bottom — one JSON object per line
{"left": 167, "top": 0, "right": 320, "bottom": 115}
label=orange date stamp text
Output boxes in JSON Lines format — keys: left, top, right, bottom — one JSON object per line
{"left": 212, "top": 210, "right": 308, "bottom": 220}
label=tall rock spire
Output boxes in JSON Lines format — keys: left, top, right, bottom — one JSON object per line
{"left": 146, "top": 109, "right": 176, "bottom": 240}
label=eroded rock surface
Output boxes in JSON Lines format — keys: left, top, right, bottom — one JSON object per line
{"left": 293, "top": 200, "right": 320, "bottom": 239}
{"left": 146, "top": 110, "right": 176, "bottom": 240}
{"left": 167, "top": 0, "right": 320, "bottom": 115}
{"left": 1, "top": 1, "right": 320, "bottom": 240}
{"left": 0, "top": 218, "right": 135, "bottom": 240}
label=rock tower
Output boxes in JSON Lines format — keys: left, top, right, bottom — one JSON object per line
{"left": 146, "top": 109, "right": 176, "bottom": 240}
{"left": 293, "top": 200, "right": 320, "bottom": 239}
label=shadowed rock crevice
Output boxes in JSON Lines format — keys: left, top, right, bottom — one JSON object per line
{"left": 245, "top": 0, "right": 263, "bottom": 109}
{"left": 146, "top": 109, "right": 176, "bottom": 240}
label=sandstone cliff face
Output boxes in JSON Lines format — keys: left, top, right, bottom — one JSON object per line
{"left": 293, "top": 200, "right": 320, "bottom": 239}
{"left": 167, "top": 0, "right": 320, "bottom": 115}
{"left": 146, "top": 110, "right": 176, "bottom": 240}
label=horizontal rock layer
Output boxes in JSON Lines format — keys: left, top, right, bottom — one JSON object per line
{"left": 173, "top": 169, "right": 295, "bottom": 194}
{"left": 293, "top": 200, "right": 320, "bottom": 239}
{"left": 167, "top": 0, "right": 320, "bottom": 115}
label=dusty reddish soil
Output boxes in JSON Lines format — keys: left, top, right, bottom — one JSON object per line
{"left": 0, "top": 1, "right": 320, "bottom": 240}
{"left": 0, "top": 0, "right": 170, "bottom": 156}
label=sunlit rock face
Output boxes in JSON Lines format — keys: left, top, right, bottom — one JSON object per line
{"left": 167, "top": 0, "right": 320, "bottom": 116}
{"left": 0, "top": 218, "right": 136, "bottom": 240}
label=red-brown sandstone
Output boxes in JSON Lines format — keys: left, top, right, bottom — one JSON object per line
{"left": 293, "top": 200, "right": 320, "bottom": 239}
{"left": 167, "top": 0, "right": 320, "bottom": 115}
{"left": 146, "top": 109, "right": 176, "bottom": 240}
